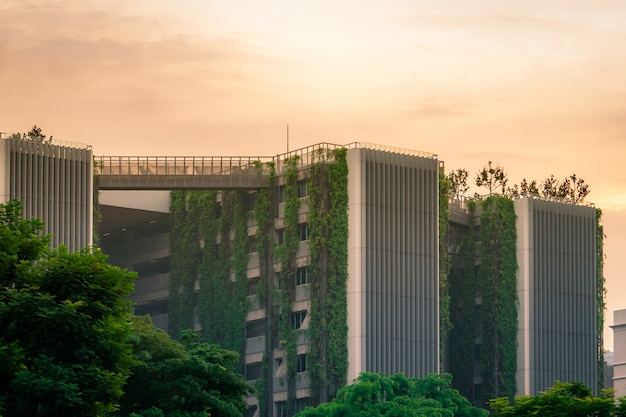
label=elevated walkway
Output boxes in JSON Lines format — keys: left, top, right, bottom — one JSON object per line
{"left": 96, "top": 156, "right": 273, "bottom": 190}
{"left": 95, "top": 142, "right": 438, "bottom": 190}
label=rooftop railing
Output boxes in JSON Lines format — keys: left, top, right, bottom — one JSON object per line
{"left": 95, "top": 155, "right": 274, "bottom": 177}
{"left": 1, "top": 132, "right": 92, "bottom": 150}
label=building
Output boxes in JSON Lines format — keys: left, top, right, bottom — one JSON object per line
{"left": 98, "top": 143, "right": 441, "bottom": 417}
{"left": 3, "top": 131, "right": 603, "bottom": 415}
{"left": 612, "top": 309, "right": 626, "bottom": 398}
{"left": 0, "top": 133, "right": 93, "bottom": 251}
{"left": 447, "top": 195, "right": 600, "bottom": 405}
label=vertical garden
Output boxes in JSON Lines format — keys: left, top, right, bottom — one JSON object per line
{"left": 166, "top": 148, "right": 349, "bottom": 417}
{"left": 447, "top": 195, "right": 518, "bottom": 404}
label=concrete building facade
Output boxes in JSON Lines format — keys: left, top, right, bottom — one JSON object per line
{"left": 2, "top": 132, "right": 603, "bottom": 415}
{"left": 99, "top": 143, "right": 441, "bottom": 417}
{"left": 515, "top": 197, "right": 598, "bottom": 396}
{"left": 0, "top": 133, "right": 93, "bottom": 251}
{"left": 448, "top": 195, "right": 599, "bottom": 405}
{"left": 612, "top": 309, "right": 626, "bottom": 398}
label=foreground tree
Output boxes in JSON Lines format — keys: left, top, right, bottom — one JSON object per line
{"left": 489, "top": 381, "right": 626, "bottom": 417}
{"left": 295, "top": 372, "right": 487, "bottom": 417}
{"left": 117, "top": 317, "right": 252, "bottom": 417}
{"left": 0, "top": 200, "right": 136, "bottom": 416}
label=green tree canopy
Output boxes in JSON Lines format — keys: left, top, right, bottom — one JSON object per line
{"left": 0, "top": 199, "right": 136, "bottom": 416}
{"left": 489, "top": 381, "right": 626, "bottom": 417}
{"left": 295, "top": 372, "right": 488, "bottom": 417}
{"left": 117, "top": 317, "right": 252, "bottom": 417}
{"left": 0, "top": 199, "right": 49, "bottom": 286}
{"left": 0, "top": 246, "right": 136, "bottom": 416}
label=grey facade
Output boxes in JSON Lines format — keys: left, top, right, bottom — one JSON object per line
{"left": 612, "top": 309, "right": 626, "bottom": 398}
{"left": 0, "top": 134, "right": 93, "bottom": 251}
{"left": 515, "top": 197, "right": 597, "bottom": 395}
{"left": 346, "top": 148, "right": 439, "bottom": 381}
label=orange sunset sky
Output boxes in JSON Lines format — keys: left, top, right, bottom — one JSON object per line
{"left": 1, "top": 0, "right": 625, "bottom": 350}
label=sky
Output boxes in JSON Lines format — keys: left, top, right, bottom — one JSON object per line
{"left": 1, "top": 0, "right": 625, "bottom": 350}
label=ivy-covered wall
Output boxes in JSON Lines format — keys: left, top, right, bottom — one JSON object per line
{"left": 447, "top": 196, "right": 518, "bottom": 404}
{"left": 478, "top": 195, "right": 518, "bottom": 400}
{"left": 308, "top": 148, "right": 349, "bottom": 405}
{"left": 168, "top": 189, "right": 250, "bottom": 363}
{"left": 596, "top": 208, "right": 605, "bottom": 393}
{"left": 439, "top": 167, "right": 451, "bottom": 371}
{"left": 167, "top": 150, "right": 350, "bottom": 417}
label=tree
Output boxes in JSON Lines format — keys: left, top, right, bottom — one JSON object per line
{"left": 295, "top": 372, "right": 488, "bottom": 417}
{"left": 489, "top": 381, "right": 626, "bottom": 417}
{"left": 117, "top": 317, "right": 252, "bottom": 417}
{"left": 0, "top": 200, "right": 136, "bottom": 416}
{"left": 0, "top": 199, "right": 49, "bottom": 286}
{"left": 448, "top": 169, "right": 470, "bottom": 199}
{"left": 475, "top": 162, "right": 508, "bottom": 196}
{"left": 540, "top": 174, "right": 590, "bottom": 203}
{"left": 9, "top": 124, "right": 51, "bottom": 142}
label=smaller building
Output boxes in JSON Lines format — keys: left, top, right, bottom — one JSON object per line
{"left": 612, "top": 309, "right": 626, "bottom": 398}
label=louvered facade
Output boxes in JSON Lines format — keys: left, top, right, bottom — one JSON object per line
{"left": 515, "top": 197, "right": 597, "bottom": 394}
{"left": 0, "top": 135, "right": 93, "bottom": 251}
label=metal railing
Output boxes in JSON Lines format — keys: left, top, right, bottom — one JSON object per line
{"left": 95, "top": 155, "right": 274, "bottom": 177}
{"left": 1, "top": 132, "right": 91, "bottom": 150}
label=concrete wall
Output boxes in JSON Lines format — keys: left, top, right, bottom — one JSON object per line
{"left": 613, "top": 309, "right": 626, "bottom": 398}
{"left": 3, "top": 137, "right": 93, "bottom": 251}
{"left": 347, "top": 148, "right": 439, "bottom": 382}
{"left": 515, "top": 198, "right": 597, "bottom": 395}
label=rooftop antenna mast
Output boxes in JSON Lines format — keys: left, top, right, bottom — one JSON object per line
{"left": 287, "top": 124, "right": 289, "bottom": 153}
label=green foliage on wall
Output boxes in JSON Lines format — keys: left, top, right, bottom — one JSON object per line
{"left": 448, "top": 196, "right": 518, "bottom": 404}
{"left": 308, "top": 148, "right": 349, "bottom": 405}
{"left": 596, "top": 208, "right": 605, "bottom": 392}
{"left": 478, "top": 195, "right": 518, "bottom": 401}
{"left": 168, "top": 190, "right": 250, "bottom": 369}
{"left": 448, "top": 209, "right": 479, "bottom": 400}
{"left": 167, "top": 153, "right": 350, "bottom": 415}
{"left": 168, "top": 190, "right": 199, "bottom": 339}
{"left": 278, "top": 156, "right": 301, "bottom": 414}
{"left": 439, "top": 167, "right": 452, "bottom": 371}
{"left": 253, "top": 163, "right": 275, "bottom": 417}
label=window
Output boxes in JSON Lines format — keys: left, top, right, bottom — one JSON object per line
{"left": 296, "top": 266, "right": 309, "bottom": 286}
{"left": 249, "top": 237, "right": 257, "bottom": 254}
{"left": 289, "top": 310, "right": 307, "bottom": 329}
{"left": 277, "top": 229, "right": 284, "bottom": 245}
{"left": 296, "top": 354, "right": 307, "bottom": 373}
{"left": 295, "top": 398, "right": 310, "bottom": 413}
{"left": 278, "top": 185, "right": 286, "bottom": 203}
{"left": 473, "top": 383, "right": 482, "bottom": 403}
{"left": 298, "top": 180, "right": 308, "bottom": 198}
{"left": 246, "top": 362, "right": 262, "bottom": 380}
{"left": 298, "top": 223, "right": 309, "bottom": 241}
{"left": 474, "top": 343, "right": 481, "bottom": 361}
{"left": 246, "top": 320, "right": 265, "bottom": 338}
{"left": 248, "top": 278, "right": 259, "bottom": 296}
{"left": 275, "top": 401, "right": 286, "bottom": 417}
{"left": 474, "top": 304, "right": 481, "bottom": 322}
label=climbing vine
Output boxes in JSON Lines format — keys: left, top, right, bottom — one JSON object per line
{"left": 168, "top": 190, "right": 249, "bottom": 371}
{"left": 253, "top": 162, "right": 275, "bottom": 417}
{"left": 308, "top": 148, "right": 349, "bottom": 404}
{"left": 596, "top": 208, "right": 605, "bottom": 392}
{"left": 448, "top": 201, "right": 479, "bottom": 401}
{"left": 478, "top": 195, "right": 518, "bottom": 401}
{"left": 168, "top": 190, "right": 199, "bottom": 339}
{"left": 439, "top": 166, "right": 451, "bottom": 371}
{"left": 278, "top": 156, "right": 300, "bottom": 415}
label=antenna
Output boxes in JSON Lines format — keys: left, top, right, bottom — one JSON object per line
{"left": 287, "top": 124, "right": 289, "bottom": 153}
